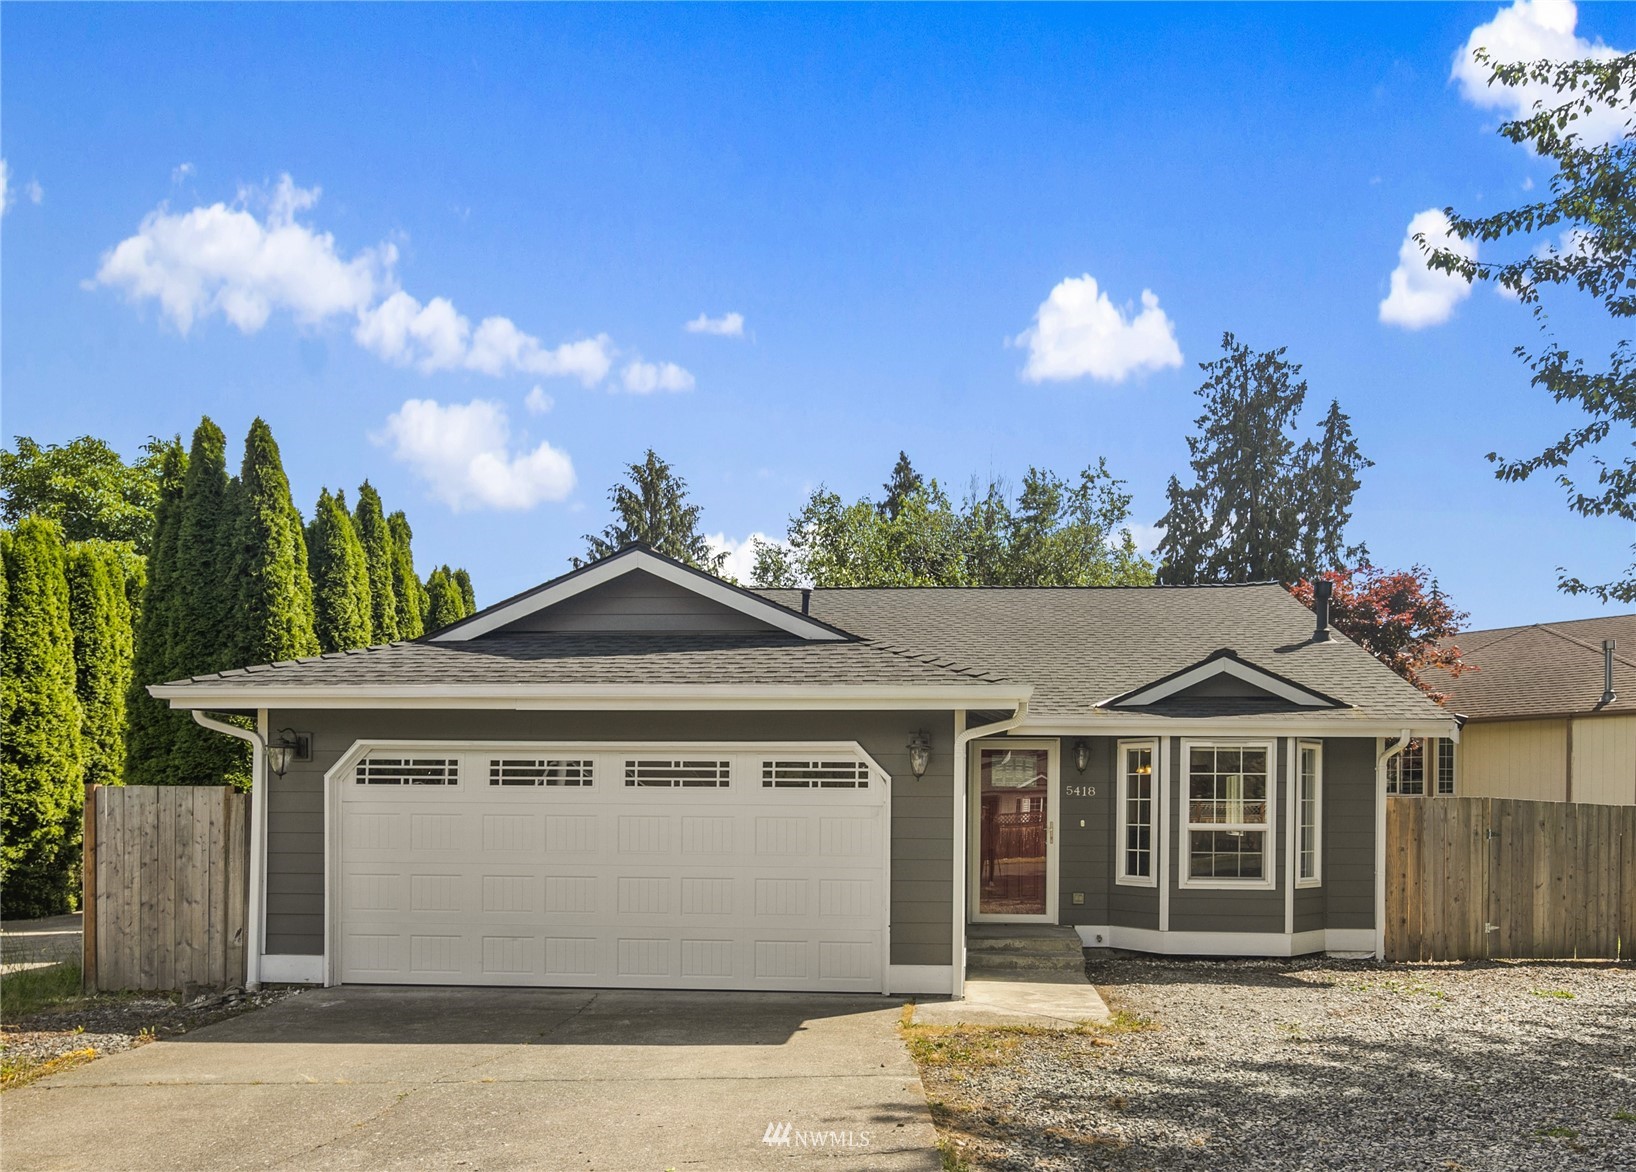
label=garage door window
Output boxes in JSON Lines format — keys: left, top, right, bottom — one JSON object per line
{"left": 762, "top": 760, "right": 870, "bottom": 789}
{"left": 624, "top": 759, "right": 732, "bottom": 788}
{"left": 489, "top": 758, "right": 594, "bottom": 787}
{"left": 355, "top": 757, "right": 459, "bottom": 786}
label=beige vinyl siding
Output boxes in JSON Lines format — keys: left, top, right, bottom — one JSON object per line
{"left": 262, "top": 708, "right": 955, "bottom": 965}
{"left": 1458, "top": 720, "right": 1569, "bottom": 802}
{"left": 1569, "top": 715, "right": 1636, "bottom": 805}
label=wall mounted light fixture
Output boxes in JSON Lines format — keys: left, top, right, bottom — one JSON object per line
{"left": 907, "top": 732, "right": 932, "bottom": 779}
{"left": 1074, "top": 739, "right": 1091, "bottom": 773}
{"left": 266, "top": 728, "right": 300, "bottom": 778}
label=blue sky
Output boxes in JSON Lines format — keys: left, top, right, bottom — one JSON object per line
{"left": 4, "top": 1, "right": 1633, "bottom": 629}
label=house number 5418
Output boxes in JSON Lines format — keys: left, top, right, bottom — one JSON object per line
{"left": 1064, "top": 785, "right": 1097, "bottom": 798}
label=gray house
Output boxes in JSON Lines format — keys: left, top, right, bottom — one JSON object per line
{"left": 152, "top": 546, "right": 1453, "bottom": 996}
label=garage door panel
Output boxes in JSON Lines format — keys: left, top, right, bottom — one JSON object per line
{"left": 336, "top": 745, "right": 888, "bottom": 992}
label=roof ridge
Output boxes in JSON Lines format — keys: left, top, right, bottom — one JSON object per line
{"left": 1539, "top": 623, "right": 1636, "bottom": 671}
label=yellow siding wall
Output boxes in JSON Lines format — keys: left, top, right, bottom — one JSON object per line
{"left": 1570, "top": 715, "right": 1636, "bottom": 806}
{"left": 1459, "top": 720, "right": 1568, "bottom": 802}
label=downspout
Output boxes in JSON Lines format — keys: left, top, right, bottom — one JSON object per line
{"left": 1373, "top": 729, "right": 1412, "bottom": 961}
{"left": 191, "top": 710, "right": 266, "bottom": 991}
{"left": 950, "top": 698, "right": 1031, "bottom": 999}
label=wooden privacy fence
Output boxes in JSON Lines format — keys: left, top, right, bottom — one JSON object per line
{"left": 1387, "top": 796, "right": 1636, "bottom": 962}
{"left": 82, "top": 784, "right": 251, "bottom": 992}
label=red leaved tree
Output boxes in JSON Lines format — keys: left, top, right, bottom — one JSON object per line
{"left": 1290, "top": 565, "right": 1471, "bottom": 703}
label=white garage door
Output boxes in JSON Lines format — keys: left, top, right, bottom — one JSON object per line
{"left": 332, "top": 744, "right": 889, "bottom": 992}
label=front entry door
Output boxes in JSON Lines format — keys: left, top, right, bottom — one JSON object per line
{"left": 970, "top": 743, "right": 1057, "bottom": 922}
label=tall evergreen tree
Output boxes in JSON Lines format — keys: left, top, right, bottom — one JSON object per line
{"left": 353, "top": 481, "right": 400, "bottom": 643}
{"left": 1155, "top": 333, "right": 1367, "bottom": 585}
{"left": 66, "top": 540, "right": 135, "bottom": 790}
{"left": 307, "top": 488, "right": 374, "bottom": 652}
{"left": 125, "top": 438, "right": 186, "bottom": 784}
{"left": 234, "top": 419, "right": 320, "bottom": 666}
{"left": 386, "top": 511, "right": 424, "bottom": 640}
{"left": 422, "top": 565, "right": 466, "bottom": 633}
{"left": 577, "top": 450, "right": 727, "bottom": 573}
{"left": 452, "top": 567, "right": 476, "bottom": 617}
{"left": 167, "top": 419, "right": 249, "bottom": 784}
{"left": 879, "top": 452, "right": 925, "bottom": 521}
{"left": 1, "top": 518, "right": 86, "bottom": 915}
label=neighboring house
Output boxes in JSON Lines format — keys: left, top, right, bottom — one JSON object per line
{"left": 1431, "top": 615, "right": 1636, "bottom": 806}
{"left": 151, "top": 546, "right": 1452, "bottom": 998}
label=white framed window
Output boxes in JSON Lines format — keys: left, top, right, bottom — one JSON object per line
{"left": 489, "top": 758, "right": 594, "bottom": 787}
{"left": 1435, "top": 738, "right": 1456, "bottom": 796}
{"left": 354, "top": 756, "right": 459, "bottom": 786}
{"left": 761, "top": 759, "right": 871, "bottom": 789}
{"left": 1296, "top": 741, "right": 1322, "bottom": 887}
{"left": 1116, "top": 739, "right": 1158, "bottom": 887}
{"left": 624, "top": 759, "right": 732, "bottom": 788}
{"left": 1385, "top": 738, "right": 1425, "bottom": 795}
{"left": 1181, "top": 740, "right": 1275, "bottom": 888}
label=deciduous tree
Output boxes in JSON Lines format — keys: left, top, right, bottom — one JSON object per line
{"left": 1290, "top": 566, "right": 1469, "bottom": 702}
{"left": 1, "top": 435, "right": 167, "bottom": 553}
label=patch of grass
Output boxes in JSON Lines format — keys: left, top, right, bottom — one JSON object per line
{"left": 1344, "top": 976, "right": 1447, "bottom": 1001}
{"left": 937, "top": 1137, "right": 974, "bottom": 1172}
{"left": 1534, "top": 1125, "right": 1579, "bottom": 1140}
{"left": 901, "top": 1025, "right": 1032, "bottom": 1071}
{"left": 1530, "top": 988, "right": 1576, "bottom": 1000}
{"left": 0, "top": 1045, "right": 98, "bottom": 1091}
{"left": 0, "top": 961, "right": 84, "bottom": 1024}
{"left": 1101, "top": 1009, "right": 1157, "bottom": 1033}
{"left": 1612, "top": 1110, "right": 1636, "bottom": 1123}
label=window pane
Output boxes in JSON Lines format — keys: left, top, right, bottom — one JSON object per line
{"left": 1189, "top": 830, "right": 1264, "bottom": 879}
{"left": 1122, "top": 745, "right": 1154, "bottom": 879}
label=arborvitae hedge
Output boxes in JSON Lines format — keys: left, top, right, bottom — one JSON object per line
{"left": 308, "top": 488, "right": 373, "bottom": 652}
{"left": 1, "top": 518, "right": 86, "bottom": 916}
{"left": 353, "top": 482, "right": 400, "bottom": 644}
{"left": 125, "top": 438, "right": 187, "bottom": 786}
{"left": 452, "top": 568, "right": 476, "bottom": 617}
{"left": 66, "top": 540, "right": 135, "bottom": 790}
{"left": 386, "top": 511, "right": 424, "bottom": 640}
{"left": 234, "top": 419, "right": 319, "bottom": 666}
{"left": 423, "top": 564, "right": 466, "bottom": 633}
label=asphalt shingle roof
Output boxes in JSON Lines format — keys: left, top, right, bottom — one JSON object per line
{"left": 1433, "top": 614, "right": 1636, "bottom": 721}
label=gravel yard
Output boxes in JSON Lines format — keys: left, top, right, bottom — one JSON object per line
{"left": 911, "top": 955, "right": 1636, "bottom": 1171}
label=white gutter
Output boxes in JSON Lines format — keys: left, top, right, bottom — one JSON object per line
{"left": 949, "top": 700, "right": 1030, "bottom": 999}
{"left": 1373, "top": 729, "right": 1413, "bottom": 961}
{"left": 190, "top": 710, "right": 267, "bottom": 991}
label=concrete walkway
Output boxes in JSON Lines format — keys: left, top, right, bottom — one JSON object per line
{"left": 912, "top": 972, "right": 1111, "bottom": 1029}
{"left": 0, "top": 912, "right": 82, "bottom": 973}
{"left": 1, "top": 985, "right": 940, "bottom": 1171}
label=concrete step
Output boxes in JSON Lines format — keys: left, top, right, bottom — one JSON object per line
{"left": 966, "top": 950, "right": 1087, "bottom": 975}
{"left": 965, "top": 925, "right": 1087, "bottom": 975}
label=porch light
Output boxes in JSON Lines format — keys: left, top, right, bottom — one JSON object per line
{"left": 1074, "top": 739, "right": 1091, "bottom": 773}
{"left": 907, "top": 732, "right": 932, "bottom": 778}
{"left": 267, "top": 728, "right": 299, "bottom": 778}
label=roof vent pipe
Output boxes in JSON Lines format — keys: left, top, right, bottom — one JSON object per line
{"left": 1602, "top": 638, "right": 1617, "bottom": 706}
{"left": 801, "top": 588, "right": 812, "bottom": 616}
{"left": 1313, "top": 578, "right": 1333, "bottom": 642}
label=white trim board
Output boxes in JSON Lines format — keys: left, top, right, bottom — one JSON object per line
{"left": 1104, "top": 653, "right": 1341, "bottom": 709}
{"left": 430, "top": 548, "right": 847, "bottom": 642}
{"left": 260, "top": 954, "right": 324, "bottom": 984}
{"left": 888, "top": 965, "right": 957, "bottom": 995}
{"left": 1076, "top": 926, "right": 1373, "bottom": 957}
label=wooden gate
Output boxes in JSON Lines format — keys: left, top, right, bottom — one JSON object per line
{"left": 82, "top": 784, "right": 251, "bottom": 991}
{"left": 1386, "top": 796, "right": 1636, "bottom": 961}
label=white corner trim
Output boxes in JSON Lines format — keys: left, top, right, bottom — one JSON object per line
{"left": 430, "top": 549, "right": 846, "bottom": 642}
{"left": 260, "top": 954, "right": 324, "bottom": 984}
{"left": 1107, "top": 656, "right": 1339, "bottom": 709}
{"left": 888, "top": 965, "right": 956, "bottom": 995}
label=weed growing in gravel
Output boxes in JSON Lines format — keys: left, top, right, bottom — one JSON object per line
{"left": 1612, "top": 1111, "right": 1636, "bottom": 1123}
{"left": 1101, "top": 1008, "right": 1156, "bottom": 1033}
{"left": 0, "top": 1045, "right": 97, "bottom": 1090}
{"left": 1533, "top": 1125, "right": 1578, "bottom": 1140}
{"left": 1529, "top": 988, "right": 1575, "bottom": 1000}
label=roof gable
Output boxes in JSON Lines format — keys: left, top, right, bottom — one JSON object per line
{"left": 1101, "top": 648, "right": 1345, "bottom": 710}
{"left": 428, "top": 547, "right": 850, "bottom": 643}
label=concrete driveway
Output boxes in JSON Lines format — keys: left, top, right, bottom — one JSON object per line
{"left": 2, "top": 986, "right": 941, "bottom": 1171}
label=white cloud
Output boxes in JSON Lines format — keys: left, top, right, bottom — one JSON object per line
{"left": 0, "top": 159, "right": 9, "bottom": 215}
{"left": 1, "top": 159, "right": 42, "bottom": 216}
{"left": 685, "top": 311, "right": 745, "bottom": 337}
{"left": 378, "top": 398, "right": 575, "bottom": 511}
{"left": 1379, "top": 209, "right": 1478, "bottom": 330}
{"left": 94, "top": 173, "right": 619, "bottom": 386}
{"left": 620, "top": 359, "right": 695, "bottom": 394}
{"left": 706, "top": 532, "right": 784, "bottom": 584}
{"left": 94, "top": 175, "right": 390, "bottom": 334}
{"left": 1453, "top": 1, "right": 1630, "bottom": 146}
{"left": 1125, "top": 523, "right": 1166, "bottom": 557}
{"left": 1012, "top": 275, "right": 1183, "bottom": 384}
{"left": 525, "top": 386, "right": 554, "bottom": 414}
{"left": 172, "top": 162, "right": 195, "bottom": 185}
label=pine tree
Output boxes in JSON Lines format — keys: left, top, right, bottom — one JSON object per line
{"left": 577, "top": 450, "right": 727, "bottom": 573}
{"left": 168, "top": 419, "right": 248, "bottom": 785}
{"left": 1156, "top": 334, "right": 1367, "bottom": 585}
{"left": 66, "top": 540, "right": 135, "bottom": 790}
{"left": 1, "top": 518, "right": 86, "bottom": 916}
{"left": 125, "top": 438, "right": 187, "bottom": 785}
{"left": 234, "top": 419, "right": 320, "bottom": 666}
{"left": 353, "top": 481, "right": 400, "bottom": 643}
{"left": 308, "top": 489, "right": 374, "bottom": 652}
{"left": 879, "top": 452, "right": 925, "bottom": 521}
{"left": 452, "top": 568, "right": 476, "bottom": 617}
{"left": 386, "top": 511, "right": 424, "bottom": 640}
{"left": 422, "top": 565, "right": 466, "bottom": 632}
